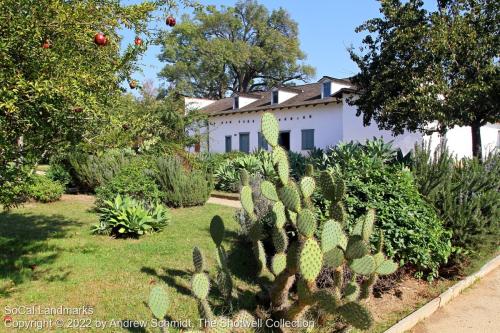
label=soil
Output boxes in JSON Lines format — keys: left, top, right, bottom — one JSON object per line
{"left": 368, "top": 275, "right": 445, "bottom": 324}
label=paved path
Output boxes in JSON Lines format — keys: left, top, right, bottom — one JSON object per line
{"left": 411, "top": 267, "right": 500, "bottom": 333}
{"left": 207, "top": 197, "right": 241, "bottom": 208}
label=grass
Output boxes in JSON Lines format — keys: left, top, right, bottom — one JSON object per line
{"left": 1, "top": 196, "right": 498, "bottom": 333}
{"left": 0, "top": 197, "right": 257, "bottom": 332}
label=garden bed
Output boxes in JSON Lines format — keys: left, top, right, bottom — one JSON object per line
{"left": 0, "top": 196, "right": 497, "bottom": 333}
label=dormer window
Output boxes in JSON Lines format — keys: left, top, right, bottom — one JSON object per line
{"left": 233, "top": 96, "right": 239, "bottom": 109}
{"left": 272, "top": 90, "right": 279, "bottom": 104}
{"left": 322, "top": 81, "right": 331, "bottom": 98}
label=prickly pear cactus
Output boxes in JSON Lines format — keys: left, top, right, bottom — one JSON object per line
{"left": 148, "top": 112, "right": 398, "bottom": 332}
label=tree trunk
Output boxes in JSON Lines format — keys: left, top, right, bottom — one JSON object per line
{"left": 471, "top": 123, "right": 482, "bottom": 160}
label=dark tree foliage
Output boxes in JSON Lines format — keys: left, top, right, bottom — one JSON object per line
{"left": 350, "top": 0, "right": 500, "bottom": 158}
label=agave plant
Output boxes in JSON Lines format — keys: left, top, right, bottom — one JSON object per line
{"left": 93, "top": 194, "right": 170, "bottom": 237}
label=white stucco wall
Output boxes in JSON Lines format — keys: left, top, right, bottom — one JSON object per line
{"left": 341, "top": 95, "right": 424, "bottom": 155}
{"left": 205, "top": 103, "right": 343, "bottom": 154}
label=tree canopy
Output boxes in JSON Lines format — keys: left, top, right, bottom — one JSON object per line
{"left": 0, "top": 0, "right": 193, "bottom": 207}
{"left": 158, "top": 0, "right": 315, "bottom": 99}
{"left": 349, "top": 0, "right": 500, "bottom": 158}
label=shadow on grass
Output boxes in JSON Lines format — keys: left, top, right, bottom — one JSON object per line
{"left": 0, "top": 211, "right": 81, "bottom": 296}
{"left": 141, "top": 267, "right": 192, "bottom": 297}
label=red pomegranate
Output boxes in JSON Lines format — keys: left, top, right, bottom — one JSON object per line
{"left": 73, "top": 107, "right": 83, "bottom": 113}
{"left": 94, "top": 33, "right": 107, "bottom": 46}
{"left": 4, "top": 315, "right": 13, "bottom": 323}
{"left": 129, "top": 80, "right": 138, "bottom": 89}
{"left": 166, "top": 16, "right": 176, "bottom": 27}
{"left": 42, "top": 40, "right": 51, "bottom": 49}
{"left": 134, "top": 37, "right": 142, "bottom": 46}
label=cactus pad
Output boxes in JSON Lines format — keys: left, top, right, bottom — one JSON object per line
{"left": 277, "top": 157, "right": 290, "bottom": 185}
{"left": 240, "top": 185, "right": 254, "bottom": 216}
{"left": 216, "top": 269, "right": 233, "bottom": 299}
{"left": 363, "top": 209, "right": 375, "bottom": 241}
{"left": 287, "top": 209, "right": 297, "bottom": 224}
{"left": 376, "top": 259, "right": 398, "bottom": 275}
{"left": 297, "top": 209, "right": 317, "bottom": 237}
{"left": 297, "top": 279, "right": 314, "bottom": 304}
{"left": 239, "top": 169, "right": 250, "bottom": 186}
{"left": 298, "top": 238, "right": 323, "bottom": 282}
{"left": 272, "top": 201, "right": 286, "bottom": 228}
{"left": 272, "top": 227, "right": 288, "bottom": 253}
{"left": 148, "top": 286, "right": 169, "bottom": 319}
{"left": 253, "top": 241, "right": 267, "bottom": 272}
{"left": 344, "top": 281, "right": 360, "bottom": 302}
{"left": 319, "top": 171, "right": 336, "bottom": 200}
{"left": 345, "top": 236, "right": 369, "bottom": 260}
{"left": 315, "top": 289, "right": 340, "bottom": 314}
{"left": 261, "top": 113, "right": 279, "bottom": 147}
{"left": 248, "top": 221, "right": 264, "bottom": 241}
{"left": 338, "top": 302, "right": 373, "bottom": 330}
{"left": 300, "top": 176, "right": 316, "bottom": 198}
{"left": 330, "top": 201, "right": 347, "bottom": 224}
{"left": 305, "top": 164, "right": 314, "bottom": 176}
{"left": 321, "top": 220, "right": 344, "bottom": 252}
{"left": 323, "top": 247, "right": 345, "bottom": 268}
{"left": 192, "top": 247, "right": 204, "bottom": 272}
{"left": 191, "top": 273, "right": 210, "bottom": 300}
{"left": 216, "top": 246, "right": 228, "bottom": 268}
{"left": 205, "top": 317, "right": 231, "bottom": 333}
{"left": 272, "top": 145, "right": 287, "bottom": 165}
{"left": 232, "top": 311, "right": 257, "bottom": 333}
{"left": 373, "top": 252, "right": 384, "bottom": 267}
{"left": 198, "top": 299, "right": 214, "bottom": 321}
{"left": 210, "top": 216, "right": 225, "bottom": 247}
{"left": 278, "top": 185, "right": 301, "bottom": 213}
{"left": 271, "top": 253, "right": 287, "bottom": 275}
{"left": 349, "top": 255, "right": 376, "bottom": 275}
{"left": 261, "top": 180, "right": 279, "bottom": 201}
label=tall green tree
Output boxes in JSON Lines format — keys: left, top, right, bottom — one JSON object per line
{"left": 0, "top": 0, "right": 192, "bottom": 207}
{"left": 349, "top": 0, "right": 500, "bottom": 158}
{"left": 158, "top": 0, "right": 315, "bottom": 99}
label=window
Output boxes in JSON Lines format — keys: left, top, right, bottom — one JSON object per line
{"left": 301, "top": 129, "right": 314, "bottom": 150}
{"left": 322, "top": 81, "right": 331, "bottom": 98}
{"left": 272, "top": 90, "right": 279, "bottom": 104}
{"left": 225, "top": 136, "right": 232, "bottom": 152}
{"left": 239, "top": 133, "right": 250, "bottom": 153}
{"left": 258, "top": 132, "right": 268, "bottom": 150}
{"left": 234, "top": 96, "right": 239, "bottom": 109}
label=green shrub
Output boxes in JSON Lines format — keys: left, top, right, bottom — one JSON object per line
{"left": 46, "top": 163, "right": 71, "bottom": 187}
{"left": 28, "top": 175, "right": 64, "bottom": 203}
{"left": 95, "top": 157, "right": 162, "bottom": 207}
{"left": 0, "top": 164, "right": 31, "bottom": 209}
{"left": 213, "top": 151, "right": 276, "bottom": 192}
{"left": 69, "top": 149, "right": 133, "bottom": 191}
{"left": 153, "top": 156, "right": 212, "bottom": 207}
{"left": 316, "top": 141, "right": 452, "bottom": 279}
{"left": 412, "top": 144, "right": 500, "bottom": 263}
{"left": 93, "top": 194, "right": 170, "bottom": 237}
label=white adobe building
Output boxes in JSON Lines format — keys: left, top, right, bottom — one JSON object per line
{"left": 185, "top": 76, "right": 499, "bottom": 158}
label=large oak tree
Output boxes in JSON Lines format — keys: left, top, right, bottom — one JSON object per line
{"left": 350, "top": 0, "right": 499, "bottom": 158}
{"left": 158, "top": 0, "right": 315, "bottom": 99}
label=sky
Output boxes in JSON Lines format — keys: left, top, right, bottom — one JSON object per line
{"left": 120, "top": 0, "right": 436, "bottom": 92}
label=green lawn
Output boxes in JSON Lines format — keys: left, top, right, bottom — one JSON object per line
{"left": 0, "top": 197, "right": 258, "bottom": 332}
